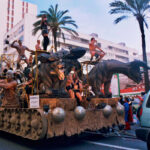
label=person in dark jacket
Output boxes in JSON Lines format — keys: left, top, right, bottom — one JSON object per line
{"left": 119, "top": 95, "right": 124, "bottom": 105}
{"left": 41, "top": 15, "right": 50, "bottom": 50}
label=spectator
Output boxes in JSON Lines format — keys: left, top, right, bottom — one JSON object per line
{"left": 128, "top": 100, "right": 133, "bottom": 124}
{"left": 141, "top": 92, "right": 146, "bottom": 101}
{"left": 124, "top": 97, "right": 131, "bottom": 130}
{"left": 119, "top": 95, "right": 124, "bottom": 105}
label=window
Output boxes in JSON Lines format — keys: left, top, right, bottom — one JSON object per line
{"left": 71, "top": 36, "right": 80, "bottom": 42}
{"left": 108, "top": 45, "right": 128, "bottom": 54}
{"left": 115, "top": 55, "right": 129, "bottom": 62}
{"left": 7, "top": 23, "right": 9, "bottom": 29}
{"left": 108, "top": 46, "right": 113, "bottom": 49}
{"left": 7, "top": 8, "right": 10, "bottom": 14}
{"left": 107, "top": 53, "right": 114, "bottom": 57}
{"left": 8, "top": 4, "right": 10, "bottom": 8}
{"left": 64, "top": 34, "right": 71, "bottom": 40}
{"left": 11, "top": 17, "right": 13, "bottom": 23}
{"left": 114, "top": 48, "right": 128, "bottom": 54}
{"left": 97, "top": 43, "right": 101, "bottom": 48}
{"left": 80, "top": 38, "right": 89, "bottom": 44}
{"left": 22, "top": 13, "right": 24, "bottom": 18}
{"left": 18, "top": 25, "right": 24, "bottom": 33}
{"left": 146, "top": 95, "right": 150, "bottom": 108}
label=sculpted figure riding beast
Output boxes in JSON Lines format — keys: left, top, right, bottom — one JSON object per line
{"left": 23, "top": 48, "right": 149, "bottom": 99}
{"left": 29, "top": 48, "right": 85, "bottom": 97}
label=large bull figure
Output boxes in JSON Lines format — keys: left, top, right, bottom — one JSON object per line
{"left": 88, "top": 59, "right": 150, "bottom": 97}
{"left": 33, "top": 48, "right": 85, "bottom": 97}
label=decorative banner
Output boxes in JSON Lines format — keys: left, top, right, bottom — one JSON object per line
{"left": 110, "top": 74, "right": 120, "bottom": 96}
{"left": 120, "top": 83, "right": 145, "bottom": 95}
{"left": 30, "top": 95, "right": 40, "bottom": 108}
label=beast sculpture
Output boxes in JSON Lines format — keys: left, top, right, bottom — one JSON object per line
{"left": 88, "top": 59, "right": 150, "bottom": 97}
{"left": 31, "top": 48, "right": 85, "bottom": 97}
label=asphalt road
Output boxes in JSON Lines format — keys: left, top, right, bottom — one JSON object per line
{"left": 0, "top": 127, "right": 147, "bottom": 150}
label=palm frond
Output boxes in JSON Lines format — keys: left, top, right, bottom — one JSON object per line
{"left": 143, "top": 19, "right": 148, "bottom": 29}
{"left": 139, "top": 0, "right": 149, "bottom": 10}
{"left": 114, "top": 15, "right": 129, "bottom": 24}
{"left": 61, "top": 27, "right": 78, "bottom": 36}
{"left": 125, "top": 0, "right": 136, "bottom": 9}
{"left": 57, "top": 10, "right": 69, "bottom": 20}
{"left": 109, "top": 0, "right": 150, "bottom": 28}
{"left": 39, "top": 11, "right": 49, "bottom": 16}
{"left": 37, "top": 14, "right": 43, "bottom": 18}
{"left": 54, "top": 4, "right": 59, "bottom": 15}
{"left": 143, "top": 5, "right": 150, "bottom": 11}
{"left": 109, "top": 8, "right": 131, "bottom": 14}
{"left": 109, "top": 1, "right": 133, "bottom": 14}
{"left": 32, "top": 26, "right": 41, "bottom": 35}
{"left": 33, "top": 20, "right": 41, "bottom": 27}
{"left": 59, "top": 16, "right": 72, "bottom": 22}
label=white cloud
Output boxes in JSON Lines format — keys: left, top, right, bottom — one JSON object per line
{"left": 28, "top": 0, "right": 150, "bottom": 53}
{"left": 67, "top": 0, "right": 150, "bottom": 53}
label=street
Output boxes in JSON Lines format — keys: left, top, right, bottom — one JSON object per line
{"left": 0, "top": 125, "right": 147, "bottom": 150}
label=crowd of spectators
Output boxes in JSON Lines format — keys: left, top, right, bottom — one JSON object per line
{"left": 119, "top": 92, "right": 147, "bottom": 130}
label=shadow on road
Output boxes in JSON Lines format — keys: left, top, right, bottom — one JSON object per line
{"left": 0, "top": 131, "right": 91, "bottom": 150}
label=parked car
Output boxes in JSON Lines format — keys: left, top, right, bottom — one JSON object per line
{"left": 147, "top": 132, "right": 150, "bottom": 150}
{"left": 135, "top": 91, "right": 150, "bottom": 149}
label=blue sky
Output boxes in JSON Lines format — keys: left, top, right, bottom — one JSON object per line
{"left": 24, "top": 0, "right": 150, "bottom": 53}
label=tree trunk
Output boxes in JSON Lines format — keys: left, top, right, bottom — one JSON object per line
{"left": 138, "top": 19, "right": 150, "bottom": 92}
{"left": 53, "top": 30, "right": 57, "bottom": 52}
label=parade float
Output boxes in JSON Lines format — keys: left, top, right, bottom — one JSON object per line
{"left": 0, "top": 48, "right": 148, "bottom": 140}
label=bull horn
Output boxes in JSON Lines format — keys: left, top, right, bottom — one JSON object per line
{"left": 131, "top": 60, "right": 150, "bottom": 69}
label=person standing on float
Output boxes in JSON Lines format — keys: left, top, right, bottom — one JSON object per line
{"left": 41, "top": 15, "right": 50, "bottom": 51}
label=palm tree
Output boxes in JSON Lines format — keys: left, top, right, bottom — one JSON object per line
{"left": 33, "top": 4, "right": 78, "bottom": 52}
{"left": 109, "top": 0, "right": 150, "bottom": 92}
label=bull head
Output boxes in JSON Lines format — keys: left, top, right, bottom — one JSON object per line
{"left": 128, "top": 60, "right": 150, "bottom": 83}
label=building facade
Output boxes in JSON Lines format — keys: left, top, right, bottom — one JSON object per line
{"left": 0, "top": 0, "right": 37, "bottom": 52}
{"left": 3, "top": 13, "right": 39, "bottom": 59}
{"left": 58, "top": 32, "right": 139, "bottom": 63}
